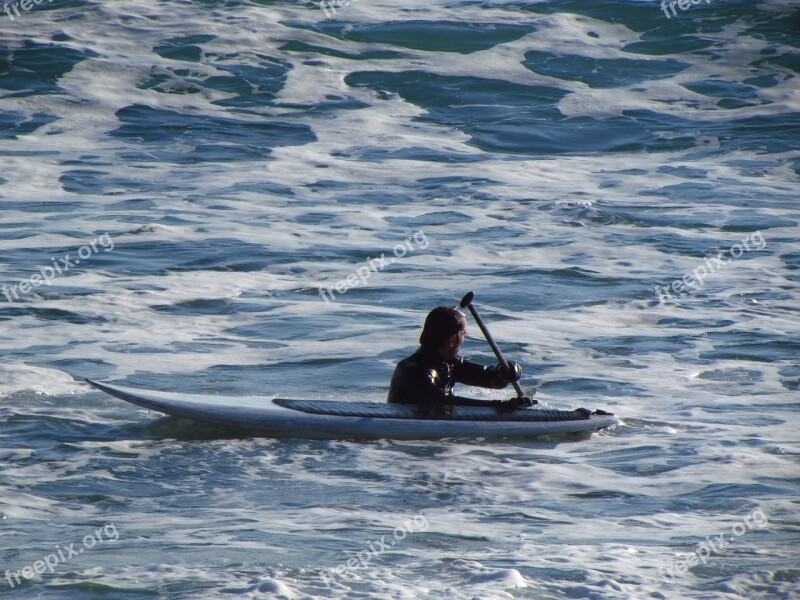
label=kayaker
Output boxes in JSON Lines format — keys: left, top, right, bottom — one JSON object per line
{"left": 388, "top": 306, "right": 535, "bottom": 412}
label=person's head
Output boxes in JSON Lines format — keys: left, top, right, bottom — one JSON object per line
{"left": 420, "top": 306, "right": 467, "bottom": 359}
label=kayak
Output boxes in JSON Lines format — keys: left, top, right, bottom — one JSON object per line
{"left": 86, "top": 379, "right": 618, "bottom": 440}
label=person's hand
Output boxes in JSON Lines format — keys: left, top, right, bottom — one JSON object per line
{"left": 494, "top": 396, "right": 537, "bottom": 413}
{"left": 499, "top": 361, "right": 522, "bottom": 383}
{"left": 509, "top": 395, "right": 536, "bottom": 409}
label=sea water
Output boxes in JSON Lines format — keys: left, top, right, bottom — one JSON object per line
{"left": 1, "top": 0, "right": 798, "bottom": 598}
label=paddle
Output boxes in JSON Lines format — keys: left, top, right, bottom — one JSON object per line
{"left": 459, "top": 291, "right": 533, "bottom": 401}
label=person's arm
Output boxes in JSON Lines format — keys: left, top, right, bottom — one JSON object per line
{"left": 389, "top": 364, "right": 512, "bottom": 407}
{"left": 451, "top": 356, "right": 521, "bottom": 389}
{"left": 449, "top": 358, "right": 532, "bottom": 409}
{"left": 389, "top": 358, "right": 532, "bottom": 411}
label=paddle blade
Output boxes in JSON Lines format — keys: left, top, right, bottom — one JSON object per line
{"left": 459, "top": 291, "right": 475, "bottom": 308}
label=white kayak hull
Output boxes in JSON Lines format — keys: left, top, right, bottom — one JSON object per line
{"left": 86, "top": 379, "right": 618, "bottom": 440}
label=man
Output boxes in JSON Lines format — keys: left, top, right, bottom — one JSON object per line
{"left": 388, "top": 306, "right": 535, "bottom": 412}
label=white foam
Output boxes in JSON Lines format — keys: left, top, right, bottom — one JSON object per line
{"left": 0, "top": 364, "right": 85, "bottom": 397}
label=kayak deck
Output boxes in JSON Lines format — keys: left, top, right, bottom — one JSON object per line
{"left": 86, "top": 379, "right": 618, "bottom": 440}
{"left": 274, "top": 399, "right": 591, "bottom": 422}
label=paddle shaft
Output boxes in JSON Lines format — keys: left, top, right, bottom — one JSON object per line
{"left": 459, "top": 293, "right": 525, "bottom": 399}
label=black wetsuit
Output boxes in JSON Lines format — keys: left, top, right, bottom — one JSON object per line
{"left": 387, "top": 347, "right": 511, "bottom": 408}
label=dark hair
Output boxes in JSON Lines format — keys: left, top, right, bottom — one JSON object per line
{"left": 420, "top": 307, "right": 466, "bottom": 348}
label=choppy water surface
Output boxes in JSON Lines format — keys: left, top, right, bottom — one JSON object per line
{"left": 1, "top": 0, "right": 798, "bottom": 598}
